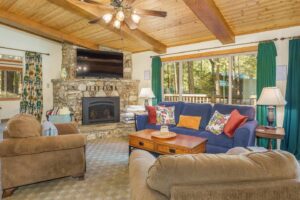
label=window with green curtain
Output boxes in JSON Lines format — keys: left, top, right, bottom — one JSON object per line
{"left": 256, "top": 41, "right": 277, "bottom": 148}
{"left": 281, "top": 39, "right": 300, "bottom": 159}
{"left": 151, "top": 56, "right": 162, "bottom": 105}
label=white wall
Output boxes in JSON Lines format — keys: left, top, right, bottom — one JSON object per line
{"left": 0, "top": 25, "right": 62, "bottom": 121}
{"left": 132, "top": 26, "right": 300, "bottom": 126}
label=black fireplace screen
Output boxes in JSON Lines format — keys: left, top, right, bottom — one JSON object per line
{"left": 82, "top": 97, "right": 120, "bottom": 125}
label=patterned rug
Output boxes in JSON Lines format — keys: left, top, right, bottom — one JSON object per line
{"left": 5, "top": 137, "right": 130, "bottom": 200}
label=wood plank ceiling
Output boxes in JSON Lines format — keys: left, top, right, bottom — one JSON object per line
{"left": 0, "top": 0, "right": 299, "bottom": 53}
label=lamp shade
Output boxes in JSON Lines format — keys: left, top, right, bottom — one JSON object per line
{"left": 257, "top": 87, "right": 286, "bottom": 106}
{"left": 139, "top": 88, "right": 155, "bottom": 99}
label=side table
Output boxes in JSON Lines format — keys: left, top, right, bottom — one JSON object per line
{"left": 255, "top": 126, "right": 285, "bottom": 150}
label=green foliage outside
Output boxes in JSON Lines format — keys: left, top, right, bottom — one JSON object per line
{"left": 163, "top": 54, "right": 257, "bottom": 105}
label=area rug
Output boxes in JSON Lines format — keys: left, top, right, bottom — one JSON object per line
{"left": 5, "top": 137, "right": 130, "bottom": 200}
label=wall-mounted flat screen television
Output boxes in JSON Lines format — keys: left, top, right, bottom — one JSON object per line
{"left": 76, "top": 49, "right": 123, "bottom": 78}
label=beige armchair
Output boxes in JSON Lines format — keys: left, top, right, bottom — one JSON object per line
{"left": 0, "top": 114, "right": 86, "bottom": 198}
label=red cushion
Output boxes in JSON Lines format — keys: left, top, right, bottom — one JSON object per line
{"left": 146, "top": 106, "right": 157, "bottom": 124}
{"left": 224, "top": 109, "right": 248, "bottom": 137}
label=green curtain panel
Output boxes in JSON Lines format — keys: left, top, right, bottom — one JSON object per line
{"left": 281, "top": 39, "right": 300, "bottom": 159}
{"left": 20, "top": 52, "right": 43, "bottom": 121}
{"left": 151, "top": 56, "right": 162, "bottom": 105}
{"left": 256, "top": 41, "right": 277, "bottom": 148}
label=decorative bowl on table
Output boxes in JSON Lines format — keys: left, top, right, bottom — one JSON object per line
{"left": 151, "top": 131, "right": 177, "bottom": 139}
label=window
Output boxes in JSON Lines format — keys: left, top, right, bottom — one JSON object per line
{"left": 162, "top": 52, "right": 257, "bottom": 105}
{"left": 0, "top": 54, "right": 23, "bottom": 99}
{"left": 163, "top": 62, "right": 180, "bottom": 102}
{"left": 232, "top": 54, "right": 257, "bottom": 105}
{"left": 0, "top": 68, "right": 22, "bottom": 99}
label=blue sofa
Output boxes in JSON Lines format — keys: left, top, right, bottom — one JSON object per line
{"left": 136, "top": 102, "right": 258, "bottom": 153}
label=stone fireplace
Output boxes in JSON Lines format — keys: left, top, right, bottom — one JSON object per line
{"left": 51, "top": 43, "right": 138, "bottom": 139}
{"left": 82, "top": 97, "right": 120, "bottom": 125}
{"left": 52, "top": 78, "right": 139, "bottom": 125}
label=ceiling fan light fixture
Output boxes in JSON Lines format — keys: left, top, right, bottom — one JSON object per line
{"left": 116, "top": 10, "right": 125, "bottom": 21}
{"left": 102, "top": 13, "right": 113, "bottom": 23}
{"left": 113, "top": 19, "right": 121, "bottom": 29}
{"left": 131, "top": 13, "right": 141, "bottom": 24}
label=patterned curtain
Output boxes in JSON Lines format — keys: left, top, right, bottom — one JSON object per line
{"left": 20, "top": 52, "right": 43, "bottom": 121}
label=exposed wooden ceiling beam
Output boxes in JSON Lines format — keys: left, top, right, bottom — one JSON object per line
{"left": 0, "top": 9, "right": 99, "bottom": 50}
{"left": 183, "top": 0, "right": 235, "bottom": 44}
{"left": 48, "top": 0, "right": 166, "bottom": 53}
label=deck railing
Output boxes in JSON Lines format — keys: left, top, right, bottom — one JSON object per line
{"left": 163, "top": 94, "right": 256, "bottom": 105}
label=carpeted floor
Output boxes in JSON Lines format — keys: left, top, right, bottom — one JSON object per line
{"left": 5, "top": 137, "right": 130, "bottom": 200}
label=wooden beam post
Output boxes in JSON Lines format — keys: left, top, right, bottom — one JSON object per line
{"left": 0, "top": 9, "right": 99, "bottom": 50}
{"left": 183, "top": 0, "right": 235, "bottom": 44}
{"left": 48, "top": 0, "right": 167, "bottom": 53}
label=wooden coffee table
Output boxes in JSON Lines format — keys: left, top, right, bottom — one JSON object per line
{"left": 129, "top": 129, "right": 207, "bottom": 155}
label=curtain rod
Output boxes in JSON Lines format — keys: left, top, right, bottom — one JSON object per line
{"left": 0, "top": 46, "right": 50, "bottom": 56}
{"left": 150, "top": 36, "right": 300, "bottom": 58}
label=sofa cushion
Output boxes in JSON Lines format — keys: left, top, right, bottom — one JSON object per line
{"left": 169, "top": 127, "right": 233, "bottom": 148}
{"left": 6, "top": 114, "right": 42, "bottom": 138}
{"left": 146, "top": 106, "right": 157, "bottom": 124}
{"left": 158, "top": 101, "right": 185, "bottom": 124}
{"left": 145, "top": 124, "right": 175, "bottom": 130}
{"left": 146, "top": 151, "right": 299, "bottom": 197}
{"left": 212, "top": 103, "right": 255, "bottom": 121}
{"left": 54, "top": 122, "right": 79, "bottom": 135}
{"left": 170, "top": 127, "right": 203, "bottom": 136}
{"left": 0, "top": 134, "right": 86, "bottom": 157}
{"left": 205, "top": 110, "right": 230, "bottom": 135}
{"left": 224, "top": 109, "right": 248, "bottom": 137}
{"left": 199, "top": 131, "right": 234, "bottom": 148}
{"left": 177, "top": 115, "right": 201, "bottom": 130}
{"left": 180, "top": 103, "right": 212, "bottom": 129}
{"left": 156, "top": 106, "right": 176, "bottom": 125}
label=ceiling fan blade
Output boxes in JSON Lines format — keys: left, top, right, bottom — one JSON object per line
{"left": 83, "top": 0, "right": 106, "bottom": 5}
{"left": 125, "top": 0, "right": 137, "bottom": 5}
{"left": 134, "top": 9, "right": 167, "bottom": 17}
{"left": 89, "top": 17, "right": 102, "bottom": 24}
{"left": 82, "top": 0, "right": 114, "bottom": 11}
{"left": 125, "top": 18, "right": 138, "bottom": 30}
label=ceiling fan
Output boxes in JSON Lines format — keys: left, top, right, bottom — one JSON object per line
{"left": 81, "top": 0, "right": 167, "bottom": 30}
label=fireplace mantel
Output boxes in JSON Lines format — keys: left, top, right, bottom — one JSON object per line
{"left": 52, "top": 78, "right": 139, "bottom": 124}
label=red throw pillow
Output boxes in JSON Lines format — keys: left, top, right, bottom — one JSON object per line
{"left": 224, "top": 109, "right": 248, "bottom": 137}
{"left": 146, "top": 106, "right": 157, "bottom": 124}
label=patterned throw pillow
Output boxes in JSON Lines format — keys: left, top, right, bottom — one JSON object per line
{"left": 156, "top": 106, "right": 176, "bottom": 125}
{"left": 146, "top": 106, "right": 157, "bottom": 124}
{"left": 206, "top": 111, "right": 230, "bottom": 135}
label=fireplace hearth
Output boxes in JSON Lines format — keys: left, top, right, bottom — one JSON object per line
{"left": 82, "top": 97, "right": 120, "bottom": 125}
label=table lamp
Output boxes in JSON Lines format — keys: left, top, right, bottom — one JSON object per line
{"left": 139, "top": 88, "right": 155, "bottom": 106}
{"left": 257, "top": 87, "right": 286, "bottom": 129}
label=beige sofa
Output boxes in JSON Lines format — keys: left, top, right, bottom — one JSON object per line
{"left": 0, "top": 114, "right": 86, "bottom": 198}
{"left": 129, "top": 149, "right": 300, "bottom": 200}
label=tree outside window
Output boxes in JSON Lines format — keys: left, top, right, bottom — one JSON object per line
{"left": 162, "top": 53, "right": 257, "bottom": 105}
